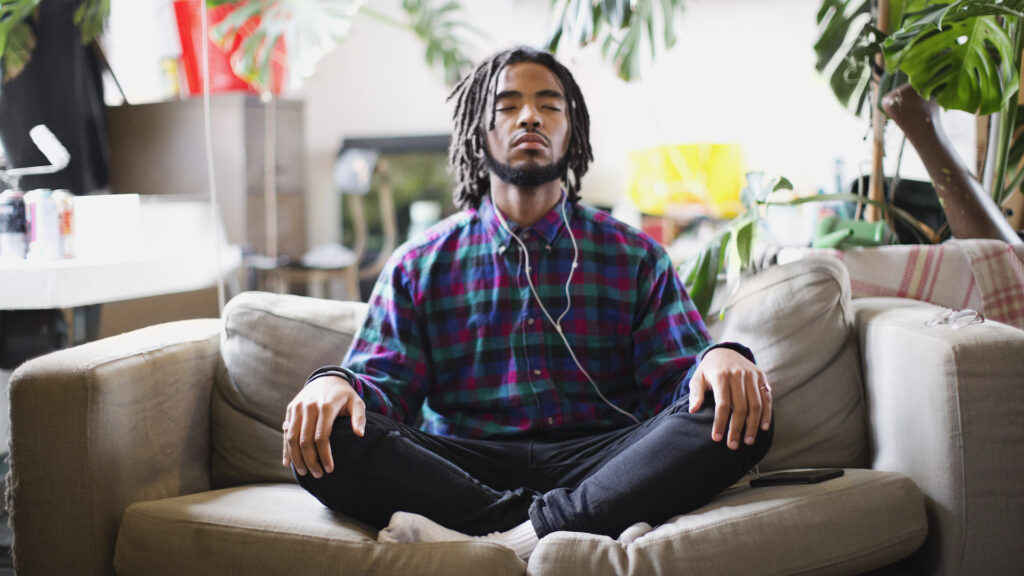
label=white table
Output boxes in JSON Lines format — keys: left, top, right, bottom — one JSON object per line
{"left": 0, "top": 195, "right": 241, "bottom": 338}
{"left": 0, "top": 249, "right": 241, "bottom": 310}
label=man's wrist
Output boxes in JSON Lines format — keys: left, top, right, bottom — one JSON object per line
{"left": 699, "top": 342, "right": 756, "bottom": 365}
{"left": 305, "top": 366, "right": 358, "bottom": 392}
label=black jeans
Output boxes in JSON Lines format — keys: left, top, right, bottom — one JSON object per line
{"left": 295, "top": 392, "right": 773, "bottom": 539}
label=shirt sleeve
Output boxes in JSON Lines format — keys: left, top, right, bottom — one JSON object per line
{"left": 306, "top": 258, "right": 431, "bottom": 425}
{"left": 631, "top": 245, "right": 755, "bottom": 415}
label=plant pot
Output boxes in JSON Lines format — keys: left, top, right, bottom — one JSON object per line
{"left": 173, "top": 0, "right": 286, "bottom": 95}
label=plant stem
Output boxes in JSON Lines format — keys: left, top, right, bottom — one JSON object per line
{"left": 993, "top": 19, "right": 1024, "bottom": 206}
{"left": 866, "top": 0, "right": 891, "bottom": 223}
{"left": 361, "top": 6, "right": 413, "bottom": 33}
{"left": 763, "top": 192, "right": 941, "bottom": 244}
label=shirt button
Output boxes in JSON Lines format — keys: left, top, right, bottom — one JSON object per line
{"left": 547, "top": 417, "right": 554, "bottom": 425}
{"left": 527, "top": 318, "right": 535, "bottom": 325}
{"left": 498, "top": 245, "right": 506, "bottom": 254}
{"left": 545, "top": 244, "right": 552, "bottom": 251}
{"left": 534, "top": 369, "right": 541, "bottom": 376}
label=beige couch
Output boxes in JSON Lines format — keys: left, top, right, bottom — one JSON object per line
{"left": 7, "top": 257, "right": 1023, "bottom": 575}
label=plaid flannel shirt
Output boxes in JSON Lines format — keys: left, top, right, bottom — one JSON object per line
{"left": 308, "top": 194, "right": 753, "bottom": 439}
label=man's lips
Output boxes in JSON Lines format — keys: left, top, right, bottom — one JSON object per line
{"left": 512, "top": 133, "right": 549, "bottom": 149}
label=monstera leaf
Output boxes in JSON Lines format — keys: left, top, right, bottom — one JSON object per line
{"left": 210, "top": 0, "right": 475, "bottom": 92}
{"left": 883, "top": 3, "right": 1018, "bottom": 115}
{"left": 813, "top": 0, "right": 874, "bottom": 114}
{"left": 814, "top": 0, "right": 934, "bottom": 115}
{"left": 210, "top": 0, "right": 365, "bottom": 93}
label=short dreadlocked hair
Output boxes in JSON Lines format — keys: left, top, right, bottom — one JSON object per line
{"left": 447, "top": 46, "right": 593, "bottom": 210}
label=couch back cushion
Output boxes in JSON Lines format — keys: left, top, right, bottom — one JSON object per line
{"left": 213, "top": 292, "right": 368, "bottom": 487}
{"left": 705, "top": 256, "right": 869, "bottom": 471}
{"left": 214, "top": 257, "right": 866, "bottom": 486}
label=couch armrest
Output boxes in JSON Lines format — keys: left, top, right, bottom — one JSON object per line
{"left": 7, "top": 318, "right": 222, "bottom": 576}
{"left": 853, "top": 298, "right": 1024, "bottom": 576}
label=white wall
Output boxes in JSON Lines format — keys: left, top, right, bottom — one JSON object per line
{"left": 290, "top": 0, "right": 975, "bottom": 248}
{"left": 104, "top": 0, "right": 977, "bottom": 249}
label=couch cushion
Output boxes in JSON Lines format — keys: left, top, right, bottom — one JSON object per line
{"left": 213, "top": 292, "right": 369, "bottom": 487}
{"left": 705, "top": 256, "right": 869, "bottom": 471}
{"left": 527, "top": 468, "right": 926, "bottom": 576}
{"left": 113, "top": 484, "right": 524, "bottom": 576}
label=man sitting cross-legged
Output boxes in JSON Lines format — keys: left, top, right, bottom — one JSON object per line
{"left": 282, "top": 45, "right": 774, "bottom": 561}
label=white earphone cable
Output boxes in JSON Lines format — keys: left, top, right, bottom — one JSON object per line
{"left": 494, "top": 196, "right": 640, "bottom": 426}
{"left": 200, "top": 4, "right": 226, "bottom": 315}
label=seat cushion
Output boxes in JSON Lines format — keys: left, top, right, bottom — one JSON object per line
{"left": 113, "top": 484, "right": 525, "bottom": 576}
{"left": 213, "top": 292, "right": 369, "bottom": 487}
{"left": 705, "top": 256, "right": 870, "bottom": 471}
{"left": 526, "top": 468, "right": 927, "bottom": 576}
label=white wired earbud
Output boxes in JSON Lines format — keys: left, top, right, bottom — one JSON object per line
{"left": 493, "top": 195, "right": 640, "bottom": 426}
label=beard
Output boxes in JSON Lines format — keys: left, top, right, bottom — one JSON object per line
{"left": 484, "top": 147, "right": 570, "bottom": 187}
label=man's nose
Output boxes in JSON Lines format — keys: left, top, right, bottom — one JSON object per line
{"left": 518, "top": 103, "right": 541, "bottom": 128}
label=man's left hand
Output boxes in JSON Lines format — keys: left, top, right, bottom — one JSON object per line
{"left": 688, "top": 347, "right": 773, "bottom": 450}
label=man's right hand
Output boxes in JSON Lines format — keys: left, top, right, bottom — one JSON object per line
{"left": 282, "top": 375, "right": 366, "bottom": 478}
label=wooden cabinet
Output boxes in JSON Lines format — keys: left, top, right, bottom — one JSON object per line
{"left": 107, "top": 95, "right": 307, "bottom": 259}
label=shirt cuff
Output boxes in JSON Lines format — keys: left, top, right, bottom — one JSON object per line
{"left": 699, "top": 342, "right": 756, "bottom": 365}
{"left": 305, "top": 365, "right": 366, "bottom": 399}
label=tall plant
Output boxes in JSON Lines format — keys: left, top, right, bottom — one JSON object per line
{"left": 815, "top": 0, "right": 1024, "bottom": 233}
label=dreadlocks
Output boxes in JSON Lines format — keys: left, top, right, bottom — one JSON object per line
{"left": 447, "top": 46, "right": 593, "bottom": 210}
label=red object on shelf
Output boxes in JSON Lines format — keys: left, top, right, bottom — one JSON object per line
{"left": 173, "top": 0, "right": 286, "bottom": 95}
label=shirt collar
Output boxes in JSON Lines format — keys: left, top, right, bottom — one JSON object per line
{"left": 478, "top": 191, "right": 570, "bottom": 252}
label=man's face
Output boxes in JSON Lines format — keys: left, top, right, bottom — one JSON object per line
{"left": 483, "top": 61, "right": 571, "bottom": 186}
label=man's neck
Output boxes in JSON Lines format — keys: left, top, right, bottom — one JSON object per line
{"left": 489, "top": 178, "right": 563, "bottom": 228}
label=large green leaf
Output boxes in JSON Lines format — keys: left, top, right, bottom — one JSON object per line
{"left": 73, "top": 0, "right": 110, "bottom": 45}
{"left": 210, "top": 0, "right": 374, "bottom": 92}
{"left": 401, "top": 0, "right": 480, "bottom": 86}
{"left": 211, "top": 0, "right": 478, "bottom": 92}
{"left": 813, "top": 0, "right": 874, "bottom": 114}
{"left": 889, "top": 0, "right": 931, "bottom": 32}
{"left": 814, "top": 0, "right": 940, "bottom": 115}
{"left": 883, "top": 7, "right": 1018, "bottom": 115}
{"left": 680, "top": 231, "right": 725, "bottom": 320}
{"left": 545, "top": 0, "right": 685, "bottom": 81}
{"left": 603, "top": 0, "right": 631, "bottom": 29}
{"left": 2, "top": 18, "right": 34, "bottom": 82}
{"left": 0, "top": 0, "right": 40, "bottom": 83}
{"left": 933, "top": 0, "right": 1024, "bottom": 22}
